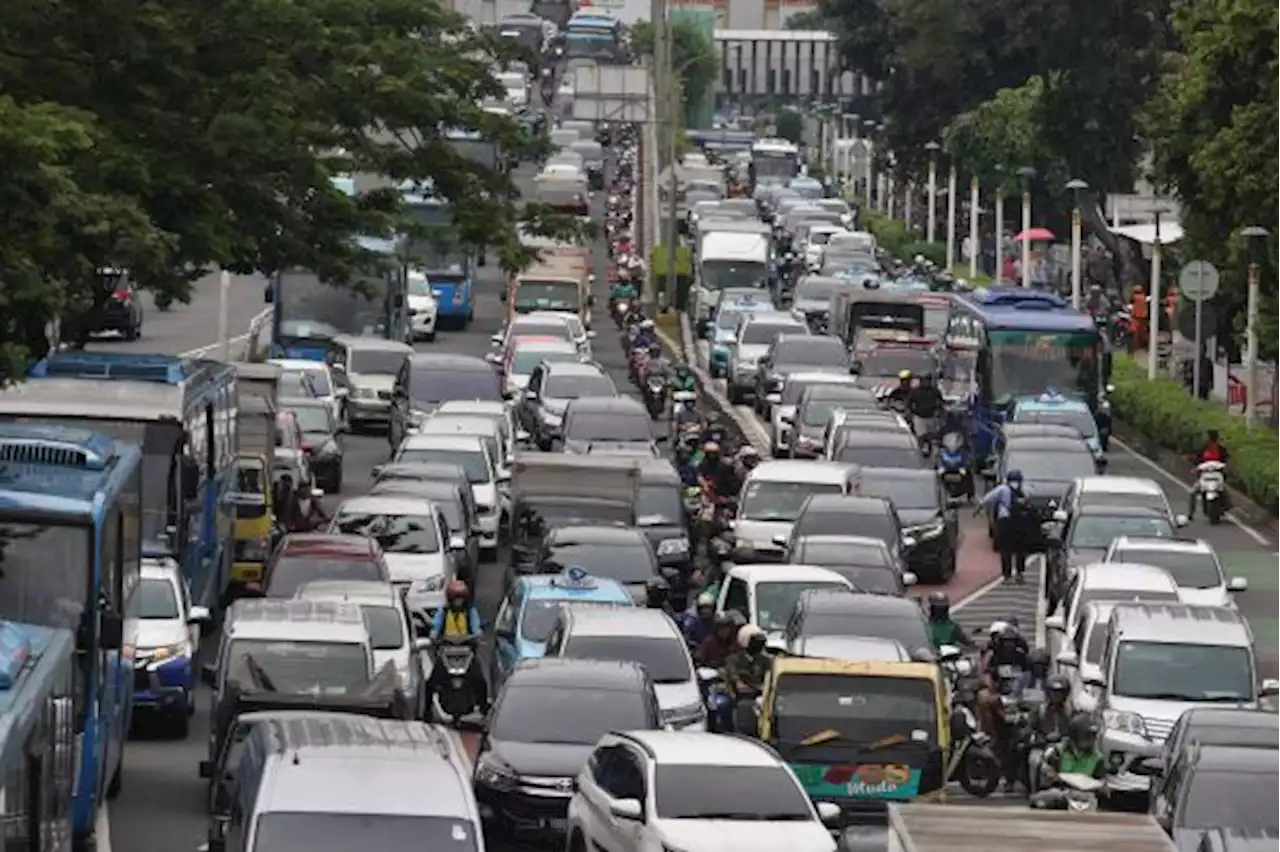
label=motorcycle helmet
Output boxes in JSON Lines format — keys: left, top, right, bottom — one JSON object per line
{"left": 1067, "top": 712, "right": 1099, "bottom": 751}
{"left": 1045, "top": 673, "right": 1071, "bottom": 700}
{"left": 898, "top": 369, "right": 913, "bottom": 382}
{"left": 737, "top": 623, "right": 766, "bottom": 653}
{"left": 648, "top": 343, "right": 662, "bottom": 358}
{"left": 640, "top": 318, "right": 655, "bottom": 330}
{"left": 644, "top": 576, "right": 671, "bottom": 608}
{"left": 713, "top": 611, "right": 737, "bottom": 631}
{"left": 1028, "top": 646, "right": 1051, "bottom": 673}
{"left": 1006, "top": 469, "right": 1024, "bottom": 485}
{"left": 738, "top": 446, "right": 760, "bottom": 470}
{"left": 926, "top": 591, "right": 950, "bottom": 620}
{"left": 695, "top": 591, "right": 716, "bottom": 612}
{"left": 445, "top": 579, "right": 469, "bottom": 605}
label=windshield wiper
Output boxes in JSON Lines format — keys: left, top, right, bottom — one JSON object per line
{"left": 239, "top": 653, "right": 277, "bottom": 692}
{"left": 1127, "top": 691, "right": 1248, "bottom": 702}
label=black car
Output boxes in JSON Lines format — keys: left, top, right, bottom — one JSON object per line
{"left": 854, "top": 467, "right": 959, "bottom": 581}
{"left": 1153, "top": 745, "right": 1278, "bottom": 848}
{"left": 784, "top": 533, "right": 913, "bottom": 594}
{"left": 388, "top": 353, "right": 502, "bottom": 450}
{"left": 831, "top": 428, "right": 925, "bottom": 469}
{"left": 997, "top": 434, "right": 1099, "bottom": 522}
{"left": 524, "top": 524, "right": 660, "bottom": 603}
{"left": 284, "top": 398, "right": 345, "bottom": 492}
{"left": 95, "top": 271, "right": 144, "bottom": 340}
{"left": 474, "top": 658, "right": 663, "bottom": 837}
{"left": 631, "top": 459, "right": 689, "bottom": 573}
{"left": 790, "top": 494, "right": 912, "bottom": 569}
{"left": 787, "top": 384, "right": 879, "bottom": 458}
{"left": 1158, "top": 708, "right": 1278, "bottom": 781}
{"left": 753, "top": 334, "right": 852, "bottom": 416}
{"left": 783, "top": 589, "right": 934, "bottom": 658}
{"left": 998, "top": 423, "right": 1103, "bottom": 473}
{"left": 519, "top": 361, "right": 617, "bottom": 450}
{"left": 558, "top": 396, "right": 659, "bottom": 455}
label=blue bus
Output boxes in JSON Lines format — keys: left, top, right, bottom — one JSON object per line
{"left": 0, "top": 424, "right": 143, "bottom": 844}
{"left": 0, "top": 353, "right": 238, "bottom": 611}
{"left": 401, "top": 183, "right": 475, "bottom": 331}
{"left": 945, "top": 288, "right": 1110, "bottom": 462}
{"left": 0, "top": 620, "right": 78, "bottom": 850}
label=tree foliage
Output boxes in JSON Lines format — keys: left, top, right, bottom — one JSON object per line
{"left": 0, "top": 0, "right": 585, "bottom": 377}
{"left": 775, "top": 110, "right": 804, "bottom": 145}
{"left": 631, "top": 18, "right": 719, "bottom": 124}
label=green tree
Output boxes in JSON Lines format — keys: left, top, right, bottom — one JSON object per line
{"left": 632, "top": 18, "right": 719, "bottom": 125}
{"left": 785, "top": 10, "right": 826, "bottom": 30}
{"left": 775, "top": 110, "right": 804, "bottom": 144}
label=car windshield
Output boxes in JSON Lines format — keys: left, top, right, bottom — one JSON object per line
{"left": 489, "top": 684, "right": 650, "bottom": 744}
{"left": 860, "top": 350, "right": 937, "bottom": 378}
{"left": 740, "top": 481, "right": 845, "bottom": 522}
{"left": 511, "top": 322, "right": 570, "bottom": 340}
{"left": 409, "top": 367, "right": 501, "bottom": 403}
{"left": 856, "top": 476, "right": 937, "bottom": 510}
{"left": 1111, "top": 549, "right": 1222, "bottom": 589}
{"left": 348, "top": 349, "right": 406, "bottom": 375}
{"left": 1112, "top": 641, "right": 1254, "bottom": 701}
{"left": 333, "top": 511, "right": 440, "bottom": 554}
{"left": 743, "top": 323, "right": 800, "bottom": 346}
{"left": 776, "top": 340, "right": 848, "bottom": 367}
{"left": 1069, "top": 515, "right": 1175, "bottom": 549}
{"left": 636, "top": 484, "right": 682, "bottom": 526}
{"left": 520, "top": 599, "right": 619, "bottom": 642}
{"left": 359, "top": 605, "right": 405, "bottom": 650}
{"left": 798, "top": 509, "right": 895, "bottom": 544}
{"left": 795, "top": 540, "right": 889, "bottom": 569}
{"left": 772, "top": 673, "right": 938, "bottom": 747}
{"left": 563, "top": 636, "right": 691, "bottom": 683}
{"left": 795, "top": 278, "right": 841, "bottom": 301}
{"left": 513, "top": 347, "right": 578, "bottom": 375}
{"left": 225, "top": 640, "right": 370, "bottom": 695}
{"left": 280, "top": 370, "right": 328, "bottom": 397}
{"left": 564, "top": 413, "right": 651, "bottom": 442}
{"left": 701, "top": 260, "right": 769, "bottom": 291}
{"left": 1014, "top": 407, "right": 1098, "bottom": 438}
{"left": 265, "top": 556, "right": 383, "bottom": 597}
{"left": 827, "top": 565, "right": 903, "bottom": 594}
{"left": 987, "top": 329, "right": 1100, "bottom": 404}
{"left": 715, "top": 309, "right": 746, "bottom": 332}
{"left": 287, "top": 406, "right": 332, "bottom": 434}
{"left": 654, "top": 765, "right": 813, "bottom": 821}
{"left": 835, "top": 445, "right": 922, "bottom": 469}
{"left": 251, "top": 814, "right": 478, "bottom": 852}
{"left": 547, "top": 543, "right": 655, "bottom": 584}
{"left": 803, "top": 612, "right": 928, "bottom": 650}
{"left": 129, "top": 577, "right": 179, "bottom": 619}
{"left": 1179, "top": 769, "right": 1279, "bottom": 830}
{"left": 1006, "top": 450, "right": 1094, "bottom": 483}
{"left": 756, "top": 582, "right": 848, "bottom": 632}
{"left": 801, "top": 397, "right": 877, "bottom": 426}
{"left": 545, "top": 373, "right": 615, "bottom": 399}
{"left": 395, "top": 448, "right": 489, "bottom": 483}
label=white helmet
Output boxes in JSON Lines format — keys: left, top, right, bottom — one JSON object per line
{"left": 988, "top": 620, "right": 1010, "bottom": 639}
{"left": 914, "top": 254, "right": 926, "bottom": 265}
{"left": 737, "top": 623, "right": 765, "bottom": 649}
{"left": 640, "top": 319, "right": 655, "bottom": 329}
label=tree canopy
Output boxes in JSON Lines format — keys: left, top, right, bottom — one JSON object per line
{"left": 0, "top": 0, "right": 586, "bottom": 377}
{"left": 631, "top": 18, "right": 719, "bottom": 125}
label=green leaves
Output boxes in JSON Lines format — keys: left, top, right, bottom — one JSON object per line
{"left": 631, "top": 18, "right": 719, "bottom": 126}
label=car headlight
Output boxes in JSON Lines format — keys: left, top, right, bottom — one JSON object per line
{"left": 912, "top": 518, "right": 947, "bottom": 539}
{"left": 148, "top": 641, "right": 192, "bottom": 664}
{"left": 474, "top": 756, "right": 518, "bottom": 791}
{"left": 657, "top": 537, "right": 689, "bottom": 557}
{"left": 412, "top": 575, "right": 445, "bottom": 594}
{"left": 1103, "top": 709, "right": 1149, "bottom": 738}
{"left": 358, "top": 387, "right": 377, "bottom": 398}
{"left": 237, "top": 537, "right": 271, "bottom": 562}
{"left": 660, "top": 701, "right": 705, "bottom": 725}
{"left": 408, "top": 410, "right": 427, "bottom": 426}
{"left": 541, "top": 410, "right": 562, "bottom": 426}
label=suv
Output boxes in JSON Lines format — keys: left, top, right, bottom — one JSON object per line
{"left": 388, "top": 353, "right": 503, "bottom": 450}
{"left": 519, "top": 360, "right": 617, "bottom": 449}
{"left": 262, "top": 533, "right": 390, "bottom": 598}
{"left": 726, "top": 314, "right": 806, "bottom": 405}
{"left": 752, "top": 333, "right": 850, "bottom": 418}
{"left": 329, "top": 335, "right": 413, "bottom": 433}
{"left": 783, "top": 588, "right": 932, "bottom": 657}
{"left": 1103, "top": 536, "right": 1247, "bottom": 608}
{"left": 566, "top": 731, "right": 840, "bottom": 852}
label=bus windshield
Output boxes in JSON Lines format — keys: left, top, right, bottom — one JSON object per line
{"left": 987, "top": 329, "right": 1100, "bottom": 403}
{"left": 0, "top": 522, "right": 91, "bottom": 631}
{"left": 753, "top": 152, "right": 799, "bottom": 180}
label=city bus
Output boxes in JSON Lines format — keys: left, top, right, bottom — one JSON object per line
{"left": 749, "top": 137, "right": 802, "bottom": 187}
{"left": 0, "top": 424, "right": 143, "bottom": 844}
{"left": 401, "top": 183, "right": 476, "bottom": 331}
{"left": 945, "top": 287, "right": 1110, "bottom": 461}
{"left": 0, "top": 352, "right": 238, "bottom": 611}
{"left": 0, "top": 621, "right": 78, "bottom": 852}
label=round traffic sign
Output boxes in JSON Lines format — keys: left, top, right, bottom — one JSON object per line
{"left": 1179, "top": 260, "right": 1221, "bottom": 302}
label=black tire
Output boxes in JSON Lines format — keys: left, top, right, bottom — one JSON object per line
{"left": 958, "top": 748, "right": 1000, "bottom": 797}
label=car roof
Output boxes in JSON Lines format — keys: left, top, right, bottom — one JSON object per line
{"left": 1111, "top": 536, "right": 1212, "bottom": 554}
{"left": 1075, "top": 476, "right": 1164, "bottom": 495}
{"left": 282, "top": 397, "right": 331, "bottom": 410}
{"left": 294, "top": 580, "right": 399, "bottom": 607}
{"left": 790, "top": 635, "right": 912, "bottom": 662}
{"left": 1004, "top": 436, "right": 1091, "bottom": 452}
{"left": 855, "top": 467, "right": 937, "bottom": 486}
{"left": 407, "top": 353, "right": 490, "bottom": 369}
{"left": 565, "top": 396, "right": 647, "bottom": 414}
{"left": 785, "top": 372, "right": 860, "bottom": 387}
{"left": 140, "top": 558, "right": 182, "bottom": 582}
{"left": 619, "top": 730, "right": 778, "bottom": 767}
{"left": 750, "top": 459, "right": 853, "bottom": 484}
{"left": 506, "top": 657, "right": 650, "bottom": 690}
{"left": 416, "top": 416, "right": 500, "bottom": 436}
{"left": 509, "top": 336, "right": 574, "bottom": 350}
{"left": 802, "top": 384, "right": 876, "bottom": 399}
{"left": 1077, "top": 562, "right": 1180, "bottom": 591}
{"left": 1108, "top": 603, "right": 1250, "bottom": 644}
{"left": 1178, "top": 707, "right": 1280, "bottom": 735}
{"left": 776, "top": 333, "right": 839, "bottom": 348}
{"left": 269, "top": 359, "right": 331, "bottom": 372}
{"left": 562, "top": 606, "right": 680, "bottom": 639}
{"left": 374, "top": 462, "right": 467, "bottom": 480}
{"left": 799, "top": 589, "right": 917, "bottom": 616}
{"left": 334, "top": 495, "right": 441, "bottom": 516}
{"left": 803, "top": 494, "right": 893, "bottom": 514}
{"left": 727, "top": 564, "right": 854, "bottom": 586}
{"left": 793, "top": 534, "right": 891, "bottom": 550}
{"left": 399, "top": 434, "right": 486, "bottom": 452}
{"left": 1077, "top": 504, "right": 1171, "bottom": 519}
{"left": 548, "top": 525, "right": 647, "bottom": 545}
{"left": 1189, "top": 745, "right": 1279, "bottom": 772}
{"left": 435, "top": 400, "right": 508, "bottom": 417}
{"left": 332, "top": 335, "right": 414, "bottom": 352}
{"left": 278, "top": 533, "right": 377, "bottom": 556}
{"left": 1003, "top": 423, "right": 1083, "bottom": 437}
{"left": 840, "top": 431, "right": 916, "bottom": 447}
{"left": 521, "top": 575, "right": 633, "bottom": 603}
{"left": 545, "top": 361, "right": 610, "bottom": 378}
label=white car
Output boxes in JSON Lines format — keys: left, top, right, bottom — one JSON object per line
{"left": 1046, "top": 561, "right": 1182, "bottom": 668}
{"left": 294, "top": 579, "right": 432, "bottom": 715}
{"left": 566, "top": 731, "right": 840, "bottom": 852}
{"left": 730, "top": 460, "right": 856, "bottom": 561}
{"left": 131, "top": 557, "right": 210, "bottom": 737}
{"left": 269, "top": 358, "right": 346, "bottom": 425}
{"left": 802, "top": 224, "right": 848, "bottom": 270}
{"left": 715, "top": 563, "right": 855, "bottom": 647}
{"left": 1059, "top": 475, "right": 1188, "bottom": 528}
{"left": 1103, "top": 536, "right": 1246, "bottom": 607}
{"left": 392, "top": 433, "right": 507, "bottom": 557}
{"left": 328, "top": 494, "right": 463, "bottom": 618}
{"left": 406, "top": 270, "right": 439, "bottom": 341}
{"left": 433, "top": 399, "right": 522, "bottom": 456}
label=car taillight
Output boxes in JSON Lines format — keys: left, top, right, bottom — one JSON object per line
{"left": 113, "top": 289, "right": 131, "bottom": 301}
{"left": 301, "top": 443, "right": 314, "bottom": 452}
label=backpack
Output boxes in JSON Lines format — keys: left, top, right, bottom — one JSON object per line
{"left": 1009, "top": 489, "right": 1036, "bottom": 525}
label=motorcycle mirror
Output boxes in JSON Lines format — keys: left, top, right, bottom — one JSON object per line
{"left": 1174, "top": 513, "right": 1189, "bottom": 528}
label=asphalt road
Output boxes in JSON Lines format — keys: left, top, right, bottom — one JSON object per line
{"left": 101, "top": 161, "right": 622, "bottom": 852}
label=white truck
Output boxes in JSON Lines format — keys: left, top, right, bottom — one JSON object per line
{"left": 692, "top": 227, "right": 771, "bottom": 331}
{"left": 885, "top": 803, "right": 1177, "bottom": 852}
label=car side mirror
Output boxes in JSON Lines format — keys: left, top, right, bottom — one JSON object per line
{"left": 771, "top": 533, "right": 788, "bottom": 547}
{"left": 201, "top": 662, "right": 219, "bottom": 689}
{"left": 263, "top": 285, "right": 274, "bottom": 304}
{"left": 1044, "top": 614, "right": 1065, "bottom": 632}
{"left": 1081, "top": 672, "right": 1105, "bottom": 688}
{"left": 1259, "top": 678, "right": 1279, "bottom": 699}
{"left": 188, "top": 606, "right": 211, "bottom": 624}
{"left": 780, "top": 415, "right": 794, "bottom": 424}
{"left": 815, "top": 801, "right": 842, "bottom": 827}
{"left": 1052, "top": 509, "right": 1068, "bottom": 523}
{"left": 587, "top": 295, "right": 597, "bottom": 308}
{"left": 448, "top": 534, "right": 467, "bottom": 551}
{"left": 764, "top": 393, "right": 782, "bottom": 405}
{"left": 494, "top": 626, "right": 515, "bottom": 641}
{"left": 1228, "top": 576, "right": 1248, "bottom": 592}
{"left": 484, "top": 352, "right": 501, "bottom": 365}
{"left": 496, "top": 472, "right": 512, "bottom": 484}
{"left": 499, "top": 290, "right": 508, "bottom": 302}
{"left": 608, "top": 799, "right": 643, "bottom": 821}
{"left": 1174, "top": 513, "right": 1189, "bottom": 528}
{"left": 849, "top": 364, "right": 861, "bottom": 375}
{"left": 490, "top": 333, "right": 504, "bottom": 345}
{"left": 696, "top": 667, "right": 718, "bottom": 683}
{"left": 412, "top": 637, "right": 432, "bottom": 652}
{"left": 902, "top": 571, "right": 917, "bottom": 586}
{"left": 1055, "top": 650, "right": 1079, "bottom": 668}
{"left": 901, "top": 535, "right": 918, "bottom": 549}
{"left": 654, "top": 434, "right": 668, "bottom": 444}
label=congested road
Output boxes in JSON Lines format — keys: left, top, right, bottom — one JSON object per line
{"left": 93, "top": 160, "right": 620, "bottom": 851}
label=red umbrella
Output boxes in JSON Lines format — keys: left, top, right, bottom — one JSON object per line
{"left": 1014, "top": 227, "right": 1055, "bottom": 242}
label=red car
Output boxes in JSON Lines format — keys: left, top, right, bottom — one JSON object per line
{"left": 96, "top": 271, "right": 144, "bottom": 340}
{"left": 260, "top": 533, "right": 391, "bottom": 598}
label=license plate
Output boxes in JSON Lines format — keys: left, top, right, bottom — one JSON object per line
{"left": 943, "top": 471, "right": 961, "bottom": 480}
{"left": 451, "top": 677, "right": 464, "bottom": 687}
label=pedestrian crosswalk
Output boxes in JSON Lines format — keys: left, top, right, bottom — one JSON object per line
{"left": 953, "top": 554, "right": 1045, "bottom": 645}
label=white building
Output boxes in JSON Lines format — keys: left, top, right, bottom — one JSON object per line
{"left": 714, "top": 29, "right": 872, "bottom": 101}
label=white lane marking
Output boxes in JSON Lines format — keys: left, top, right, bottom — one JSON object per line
{"left": 180, "top": 309, "right": 271, "bottom": 358}
{"left": 1110, "top": 436, "right": 1271, "bottom": 546}
{"left": 953, "top": 573, "right": 1004, "bottom": 612}
{"left": 1035, "top": 553, "right": 1048, "bottom": 649}
{"left": 97, "top": 804, "right": 112, "bottom": 852}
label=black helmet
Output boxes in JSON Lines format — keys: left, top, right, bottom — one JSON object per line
{"left": 713, "top": 611, "right": 737, "bottom": 629}
{"left": 927, "top": 591, "right": 950, "bottom": 619}
{"left": 645, "top": 576, "right": 670, "bottom": 594}
{"left": 996, "top": 624, "right": 1021, "bottom": 644}
{"left": 1028, "top": 647, "right": 1051, "bottom": 669}
{"left": 1067, "top": 712, "right": 1099, "bottom": 749}
{"left": 725, "top": 609, "right": 747, "bottom": 628}
{"left": 1045, "top": 674, "right": 1071, "bottom": 696}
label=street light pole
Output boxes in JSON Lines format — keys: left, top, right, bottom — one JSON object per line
{"left": 993, "top": 165, "right": 1005, "bottom": 284}
{"left": 1016, "top": 166, "right": 1036, "bottom": 287}
{"left": 925, "top": 141, "right": 940, "bottom": 245}
{"left": 863, "top": 120, "right": 876, "bottom": 208}
{"left": 1147, "top": 211, "right": 1163, "bottom": 380}
{"left": 1066, "top": 179, "right": 1089, "bottom": 310}
{"left": 968, "top": 176, "right": 979, "bottom": 279}
{"left": 1241, "top": 226, "right": 1270, "bottom": 426}
{"left": 945, "top": 164, "right": 957, "bottom": 271}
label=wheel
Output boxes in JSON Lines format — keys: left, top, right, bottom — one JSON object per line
{"left": 943, "top": 551, "right": 957, "bottom": 581}
{"left": 958, "top": 748, "right": 1000, "bottom": 797}
{"left": 124, "top": 321, "right": 139, "bottom": 341}
{"left": 329, "top": 472, "right": 343, "bottom": 494}
{"left": 1206, "top": 499, "right": 1224, "bottom": 525}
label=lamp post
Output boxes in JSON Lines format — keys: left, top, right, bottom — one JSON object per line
{"left": 925, "top": 141, "right": 940, "bottom": 245}
{"left": 1147, "top": 211, "right": 1163, "bottom": 379}
{"left": 1016, "top": 166, "right": 1036, "bottom": 287}
{"left": 1241, "top": 226, "right": 1270, "bottom": 426}
{"left": 945, "top": 163, "right": 958, "bottom": 271}
{"left": 968, "top": 176, "right": 980, "bottom": 279}
{"left": 993, "top": 165, "right": 1005, "bottom": 284}
{"left": 863, "top": 119, "right": 877, "bottom": 208}
{"left": 1066, "top": 179, "right": 1089, "bottom": 309}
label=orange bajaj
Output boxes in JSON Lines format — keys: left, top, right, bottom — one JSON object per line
{"left": 754, "top": 659, "right": 949, "bottom": 816}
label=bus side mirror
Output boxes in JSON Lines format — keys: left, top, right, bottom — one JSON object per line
{"left": 100, "top": 612, "right": 124, "bottom": 650}
{"left": 181, "top": 458, "right": 201, "bottom": 502}
{"left": 263, "top": 285, "right": 274, "bottom": 304}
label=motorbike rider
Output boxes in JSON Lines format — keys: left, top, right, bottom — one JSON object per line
{"left": 725, "top": 624, "right": 773, "bottom": 732}
{"left": 1187, "top": 429, "right": 1230, "bottom": 520}
{"left": 698, "top": 442, "right": 741, "bottom": 504}
{"left": 632, "top": 318, "right": 658, "bottom": 351}
{"left": 976, "top": 623, "right": 1030, "bottom": 732}
{"left": 1041, "top": 712, "right": 1110, "bottom": 784}
{"left": 611, "top": 274, "right": 639, "bottom": 305}
{"left": 670, "top": 361, "right": 697, "bottom": 393}
{"left": 644, "top": 576, "right": 675, "bottom": 615}
{"left": 925, "top": 591, "right": 973, "bottom": 649}
{"left": 426, "top": 580, "right": 489, "bottom": 714}
{"left": 907, "top": 372, "right": 945, "bottom": 445}
{"left": 694, "top": 611, "right": 740, "bottom": 668}
{"left": 1026, "top": 674, "right": 1075, "bottom": 792}
{"left": 885, "top": 369, "right": 914, "bottom": 408}
{"left": 680, "top": 592, "right": 718, "bottom": 648}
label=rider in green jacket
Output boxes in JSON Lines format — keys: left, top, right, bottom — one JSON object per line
{"left": 1043, "top": 713, "right": 1110, "bottom": 782}
{"left": 925, "top": 592, "right": 974, "bottom": 649}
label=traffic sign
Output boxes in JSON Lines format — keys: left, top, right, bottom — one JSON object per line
{"left": 1179, "top": 260, "right": 1220, "bottom": 302}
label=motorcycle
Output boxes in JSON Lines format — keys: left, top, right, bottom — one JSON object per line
{"left": 1028, "top": 771, "right": 1106, "bottom": 812}
{"left": 698, "top": 667, "right": 735, "bottom": 733}
{"left": 937, "top": 431, "right": 974, "bottom": 503}
{"left": 643, "top": 373, "right": 668, "bottom": 419}
{"left": 611, "top": 297, "right": 632, "bottom": 329}
{"left": 1195, "top": 460, "right": 1228, "bottom": 524}
{"left": 431, "top": 636, "right": 481, "bottom": 725}
{"left": 946, "top": 694, "right": 1001, "bottom": 797}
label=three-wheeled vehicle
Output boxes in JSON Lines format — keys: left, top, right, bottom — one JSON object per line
{"left": 230, "top": 362, "right": 282, "bottom": 587}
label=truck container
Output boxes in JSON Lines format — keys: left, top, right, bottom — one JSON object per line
{"left": 886, "top": 803, "right": 1178, "bottom": 852}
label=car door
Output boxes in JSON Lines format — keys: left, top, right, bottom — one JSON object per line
{"left": 588, "top": 745, "right": 646, "bottom": 852}
{"left": 180, "top": 578, "right": 200, "bottom": 651}
{"left": 491, "top": 587, "right": 522, "bottom": 686}
{"left": 717, "top": 576, "right": 751, "bottom": 622}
